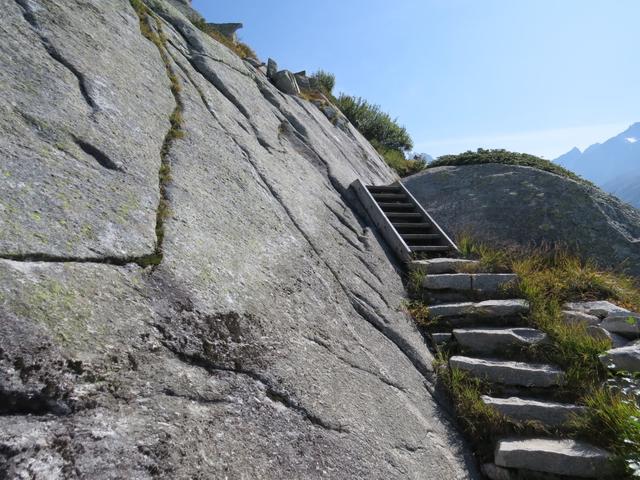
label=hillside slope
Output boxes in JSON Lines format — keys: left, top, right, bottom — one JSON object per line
{"left": 404, "top": 164, "right": 640, "bottom": 276}
{"left": 0, "top": 0, "right": 477, "bottom": 478}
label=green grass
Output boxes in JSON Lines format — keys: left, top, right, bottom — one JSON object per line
{"left": 428, "top": 148, "right": 592, "bottom": 186}
{"left": 570, "top": 388, "right": 640, "bottom": 477}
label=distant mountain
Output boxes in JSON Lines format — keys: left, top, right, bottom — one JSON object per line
{"left": 555, "top": 123, "right": 640, "bottom": 208}
{"left": 603, "top": 174, "right": 640, "bottom": 209}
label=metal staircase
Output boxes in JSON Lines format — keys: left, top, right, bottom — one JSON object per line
{"left": 352, "top": 179, "right": 459, "bottom": 262}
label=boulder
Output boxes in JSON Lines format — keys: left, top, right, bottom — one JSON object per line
{"left": 561, "top": 310, "right": 600, "bottom": 326}
{"left": 481, "top": 396, "right": 585, "bottom": 427}
{"left": 266, "top": 58, "right": 278, "bottom": 80}
{"left": 403, "top": 164, "right": 640, "bottom": 277}
{"left": 586, "top": 325, "right": 629, "bottom": 347}
{"left": 564, "top": 301, "right": 629, "bottom": 319}
{"left": 410, "top": 258, "right": 480, "bottom": 274}
{"left": 273, "top": 70, "right": 301, "bottom": 95}
{"left": 449, "top": 357, "right": 565, "bottom": 387}
{"left": 494, "top": 438, "right": 613, "bottom": 478}
{"left": 599, "top": 343, "right": 640, "bottom": 372}
{"left": 206, "top": 22, "right": 244, "bottom": 41}
{"left": 295, "top": 73, "right": 311, "bottom": 91}
{"left": 600, "top": 312, "right": 640, "bottom": 338}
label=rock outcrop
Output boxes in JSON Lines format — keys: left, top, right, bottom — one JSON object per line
{"left": 403, "top": 164, "right": 640, "bottom": 276}
{"left": 0, "top": 0, "right": 477, "bottom": 478}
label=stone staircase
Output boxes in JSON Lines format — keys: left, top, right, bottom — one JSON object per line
{"left": 410, "top": 258, "right": 614, "bottom": 479}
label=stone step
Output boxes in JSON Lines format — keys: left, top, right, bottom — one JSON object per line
{"left": 481, "top": 395, "right": 585, "bottom": 427}
{"left": 428, "top": 299, "right": 529, "bottom": 320}
{"left": 422, "top": 273, "right": 518, "bottom": 293}
{"left": 367, "top": 185, "right": 401, "bottom": 194}
{"left": 599, "top": 342, "right": 640, "bottom": 372}
{"left": 449, "top": 356, "right": 564, "bottom": 387}
{"left": 393, "top": 222, "right": 431, "bottom": 230}
{"left": 386, "top": 212, "right": 422, "bottom": 220}
{"left": 494, "top": 438, "right": 613, "bottom": 478}
{"left": 431, "top": 332, "right": 452, "bottom": 345}
{"left": 453, "top": 328, "right": 548, "bottom": 354}
{"left": 410, "top": 258, "right": 480, "bottom": 274}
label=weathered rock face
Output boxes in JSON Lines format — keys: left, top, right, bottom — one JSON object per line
{"left": 0, "top": 1, "right": 477, "bottom": 478}
{"left": 403, "top": 164, "right": 640, "bottom": 276}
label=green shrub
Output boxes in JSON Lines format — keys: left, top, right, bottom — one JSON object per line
{"left": 373, "top": 142, "right": 425, "bottom": 177}
{"left": 310, "top": 70, "right": 336, "bottom": 95}
{"left": 335, "top": 94, "right": 413, "bottom": 151}
{"left": 429, "top": 148, "right": 591, "bottom": 185}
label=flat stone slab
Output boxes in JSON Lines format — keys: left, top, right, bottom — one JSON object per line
{"left": 495, "top": 438, "right": 613, "bottom": 478}
{"left": 449, "top": 356, "right": 564, "bottom": 387}
{"left": 481, "top": 396, "right": 585, "bottom": 427}
{"left": 564, "top": 301, "right": 629, "bottom": 319}
{"left": 562, "top": 310, "right": 600, "bottom": 326}
{"left": 428, "top": 299, "right": 530, "bottom": 319}
{"left": 423, "top": 274, "right": 472, "bottom": 291}
{"left": 422, "top": 273, "right": 518, "bottom": 294}
{"left": 453, "top": 328, "right": 548, "bottom": 354}
{"left": 600, "top": 312, "right": 640, "bottom": 338}
{"left": 599, "top": 343, "right": 640, "bottom": 372}
{"left": 410, "top": 258, "right": 480, "bottom": 274}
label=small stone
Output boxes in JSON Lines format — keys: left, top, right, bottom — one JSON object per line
{"left": 449, "top": 356, "right": 564, "bottom": 387}
{"left": 599, "top": 343, "right": 640, "bottom": 372}
{"left": 453, "top": 328, "right": 548, "bottom": 354}
{"left": 409, "top": 258, "right": 480, "bottom": 274}
{"left": 561, "top": 310, "right": 600, "bottom": 326}
{"left": 600, "top": 312, "right": 640, "bottom": 338}
{"left": 481, "top": 396, "right": 585, "bottom": 427}
{"left": 564, "top": 301, "right": 629, "bottom": 319}
{"left": 495, "top": 438, "right": 613, "bottom": 478}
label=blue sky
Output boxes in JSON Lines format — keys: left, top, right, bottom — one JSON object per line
{"left": 193, "top": 0, "right": 639, "bottom": 159}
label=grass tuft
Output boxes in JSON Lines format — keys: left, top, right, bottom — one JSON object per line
{"left": 189, "top": 16, "right": 257, "bottom": 60}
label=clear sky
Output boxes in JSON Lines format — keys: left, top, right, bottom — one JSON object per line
{"left": 193, "top": 0, "right": 639, "bottom": 159}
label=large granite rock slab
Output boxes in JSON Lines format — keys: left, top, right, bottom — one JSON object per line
{"left": 403, "top": 164, "right": 640, "bottom": 277}
{"left": 494, "top": 438, "right": 613, "bottom": 478}
{"left": 0, "top": 1, "right": 479, "bottom": 478}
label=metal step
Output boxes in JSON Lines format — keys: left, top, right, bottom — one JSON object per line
{"left": 393, "top": 222, "right": 432, "bottom": 229}
{"left": 401, "top": 234, "right": 441, "bottom": 241}
{"left": 386, "top": 212, "right": 423, "bottom": 220}
{"left": 367, "top": 185, "right": 401, "bottom": 193}
{"left": 411, "top": 246, "right": 451, "bottom": 252}
{"left": 378, "top": 202, "right": 415, "bottom": 212}
{"left": 371, "top": 193, "right": 407, "bottom": 201}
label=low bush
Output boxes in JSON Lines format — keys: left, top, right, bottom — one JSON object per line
{"left": 310, "top": 70, "right": 336, "bottom": 96}
{"left": 428, "top": 148, "right": 591, "bottom": 185}
{"left": 189, "top": 16, "right": 257, "bottom": 60}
